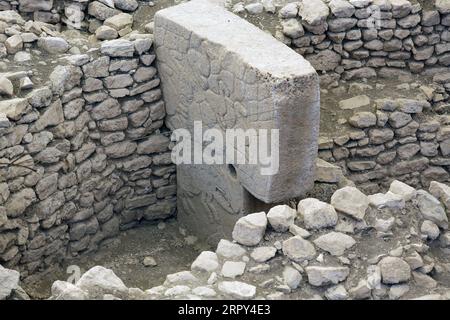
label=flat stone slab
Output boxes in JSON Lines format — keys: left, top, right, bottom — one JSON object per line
{"left": 154, "top": 0, "right": 319, "bottom": 242}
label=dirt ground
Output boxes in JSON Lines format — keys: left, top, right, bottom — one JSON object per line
{"left": 22, "top": 219, "right": 212, "bottom": 299}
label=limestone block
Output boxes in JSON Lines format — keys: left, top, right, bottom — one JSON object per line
{"left": 154, "top": 0, "right": 319, "bottom": 242}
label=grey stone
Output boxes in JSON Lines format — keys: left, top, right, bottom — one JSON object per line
{"left": 282, "top": 236, "right": 316, "bottom": 262}
{"left": 216, "top": 239, "right": 246, "bottom": 259}
{"left": 305, "top": 266, "right": 350, "bottom": 286}
{"left": 281, "top": 19, "right": 304, "bottom": 39}
{"left": 283, "top": 266, "right": 302, "bottom": 289}
{"left": 339, "top": 95, "right": 370, "bottom": 110}
{"left": 0, "top": 76, "right": 13, "bottom": 97}
{"left": 250, "top": 246, "right": 277, "bottom": 263}
{"left": 368, "top": 192, "right": 405, "bottom": 209}
{"left": 52, "top": 281, "right": 87, "bottom": 300}
{"left": 297, "top": 198, "right": 338, "bottom": 230}
{"left": 154, "top": 0, "right": 319, "bottom": 244}
{"left": 349, "top": 112, "right": 377, "bottom": 128}
{"left": 278, "top": 3, "right": 298, "bottom": 18}
{"left": 0, "top": 266, "right": 20, "bottom": 300}
{"left": 101, "top": 39, "right": 134, "bottom": 57}
{"left": 298, "top": 0, "right": 329, "bottom": 25}
{"left": 267, "top": 205, "right": 296, "bottom": 232}
{"left": 325, "top": 284, "right": 348, "bottom": 300}
{"left": 104, "top": 13, "right": 133, "bottom": 31}
{"left": 88, "top": 1, "right": 120, "bottom": 20}
{"left": 218, "top": 281, "right": 256, "bottom": 299}
{"left": 421, "top": 220, "right": 440, "bottom": 240}
{"left": 313, "top": 232, "right": 356, "bottom": 256}
{"left": 232, "top": 212, "right": 267, "bottom": 246}
{"left": 191, "top": 251, "right": 219, "bottom": 273}
{"left": 95, "top": 26, "right": 118, "bottom": 40}
{"left": 436, "top": 0, "right": 450, "bottom": 14}
{"left": 416, "top": 190, "right": 448, "bottom": 229}
{"left": 331, "top": 186, "right": 369, "bottom": 220}
{"left": 306, "top": 49, "right": 341, "bottom": 71}
{"left": 221, "top": 261, "right": 246, "bottom": 278}
{"left": 38, "top": 37, "right": 69, "bottom": 54}
{"left": 76, "top": 266, "right": 128, "bottom": 298}
{"left": 389, "top": 180, "right": 417, "bottom": 201}
{"left": 379, "top": 257, "right": 411, "bottom": 284}
{"left": 329, "top": 0, "right": 355, "bottom": 18}
{"left": 30, "top": 99, "right": 64, "bottom": 133}
{"left": 114, "top": 0, "right": 138, "bottom": 11}
{"left": 5, "top": 188, "right": 36, "bottom": 218}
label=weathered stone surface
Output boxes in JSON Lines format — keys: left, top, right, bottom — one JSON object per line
{"left": 283, "top": 266, "right": 302, "bottom": 289}
{"left": 314, "top": 158, "right": 344, "bottom": 183}
{"left": 114, "top": 0, "right": 139, "bottom": 11}
{"left": 250, "top": 246, "right": 276, "bottom": 263}
{"left": 101, "top": 39, "right": 135, "bottom": 57}
{"left": 436, "top": 0, "right": 450, "bottom": 14}
{"left": 429, "top": 181, "right": 450, "bottom": 210}
{"left": 305, "top": 266, "right": 350, "bottom": 286}
{"left": 51, "top": 281, "right": 87, "bottom": 300}
{"left": 0, "top": 10, "right": 25, "bottom": 25}
{"left": 389, "top": 180, "right": 417, "bottom": 201}
{"left": 76, "top": 266, "right": 128, "bottom": 298}
{"left": 221, "top": 261, "right": 246, "bottom": 278}
{"left": 349, "top": 112, "right": 377, "bottom": 128}
{"left": 266, "top": 205, "right": 296, "bottom": 232}
{"left": 5, "top": 188, "right": 36, "bottom": 218}
{"left": 298, "top": 0, "right": 329, "bottom": 25}
{"left": 104, "top": 13, "right": 134, "bottom": 31}
{"left": 329, "top": 0, "right": 355, "bottom": 18}
{"left": 421, "top": 220, "right": 440, "bottom": 240}
{"left": 298, "top": 198, "right": 338, "bottom": 230}
{"left": 95, "top": 26, "right": 119, "bottom": 40}
{"left": 154, "top": 0, "right": 319, "bottom": 243}
{"left": 30, "top": 99, "right": 64, "bottom": 132}
{"left": 339, "top": 95, "right": 370, "bottom": 110}
{"left": 313, "top": 232, "right": 356, "bottom": 256}
{"left": 0, "top": 266, "right": 20, "bottom": 299}
{"left": 331, "top": 186, "right": 369, "bottom": 220}
{"left": 218, "top": 281, "right": 256, "bottom": 299}
{"left": 38, "top": 37, "right": 69, "bottom": 54}
{"left": 216, "top": 239, "right": 246, "bottom": 259}
{"left": 232, "top": 212, "right": 267, "bottom": 246}
{"left": 191, "top": 251, "right": 219, "bottom": 273}
{"left": 0, "top": 98, "right": 29, "bottom": 121}
{"left": 379, "top": 257, "right": 411, "bottom": 284}
{"left": 137, "top": 135, "right": 169, "bottom": 154}
{"left": 88, "top": 1, "right": 120, "bottom": 20}
{"left": 368, "top": 192, "right": 405, "bottom": 209}
{"left": 306, "top": 49, "right": 341, "bottom": 71}
{"left": 281, "top": 18, "right": 304, "bottom": 39}
{"left": 282, "top": 236, "right": 316, "bottom": 262}
{"left": 0, "top": 76, "right": 13, "bottom": 97}
{"left": 416, "top": 190, "right": 448, "bottom": 229}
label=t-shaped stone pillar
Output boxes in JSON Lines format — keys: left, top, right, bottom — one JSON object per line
{"left": 154, "top": 0, "right": 319, "bottom": 243}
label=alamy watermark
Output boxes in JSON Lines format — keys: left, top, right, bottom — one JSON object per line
{"left": 170, "top": 121, "right": 279, "bottom": 176}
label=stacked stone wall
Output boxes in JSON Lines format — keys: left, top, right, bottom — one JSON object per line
{"left": 0, "top": 36, "right": 176, "bottom": 276}
{"left": 318, "top": 97, "right": 450, "bottom": 194}
{"left": 276, "top": 0, "right": 450, "bottom": 85}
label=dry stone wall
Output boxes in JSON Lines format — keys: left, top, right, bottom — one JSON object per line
{"left": 0, "top": 35, "right": 176, "bottom": 276}
{"left": 275, "top": 0, "right": 450, "bottom": 84}
{"left": 0, "top": 0, "right": 139, "bottom": 33}
{"left": 318, "top": 96, "right": 450, "bottom": 195}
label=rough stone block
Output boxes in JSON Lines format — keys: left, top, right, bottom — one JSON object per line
{"left": 154, "top": 0, "right": 319, "bottom": 242}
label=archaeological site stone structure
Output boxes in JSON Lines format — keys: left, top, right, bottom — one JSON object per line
{"left": 1, "top": 0, "right": 450, "bottom": 301}
{"left": 154, "top": 0, "right": 320, "bottom": 243}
